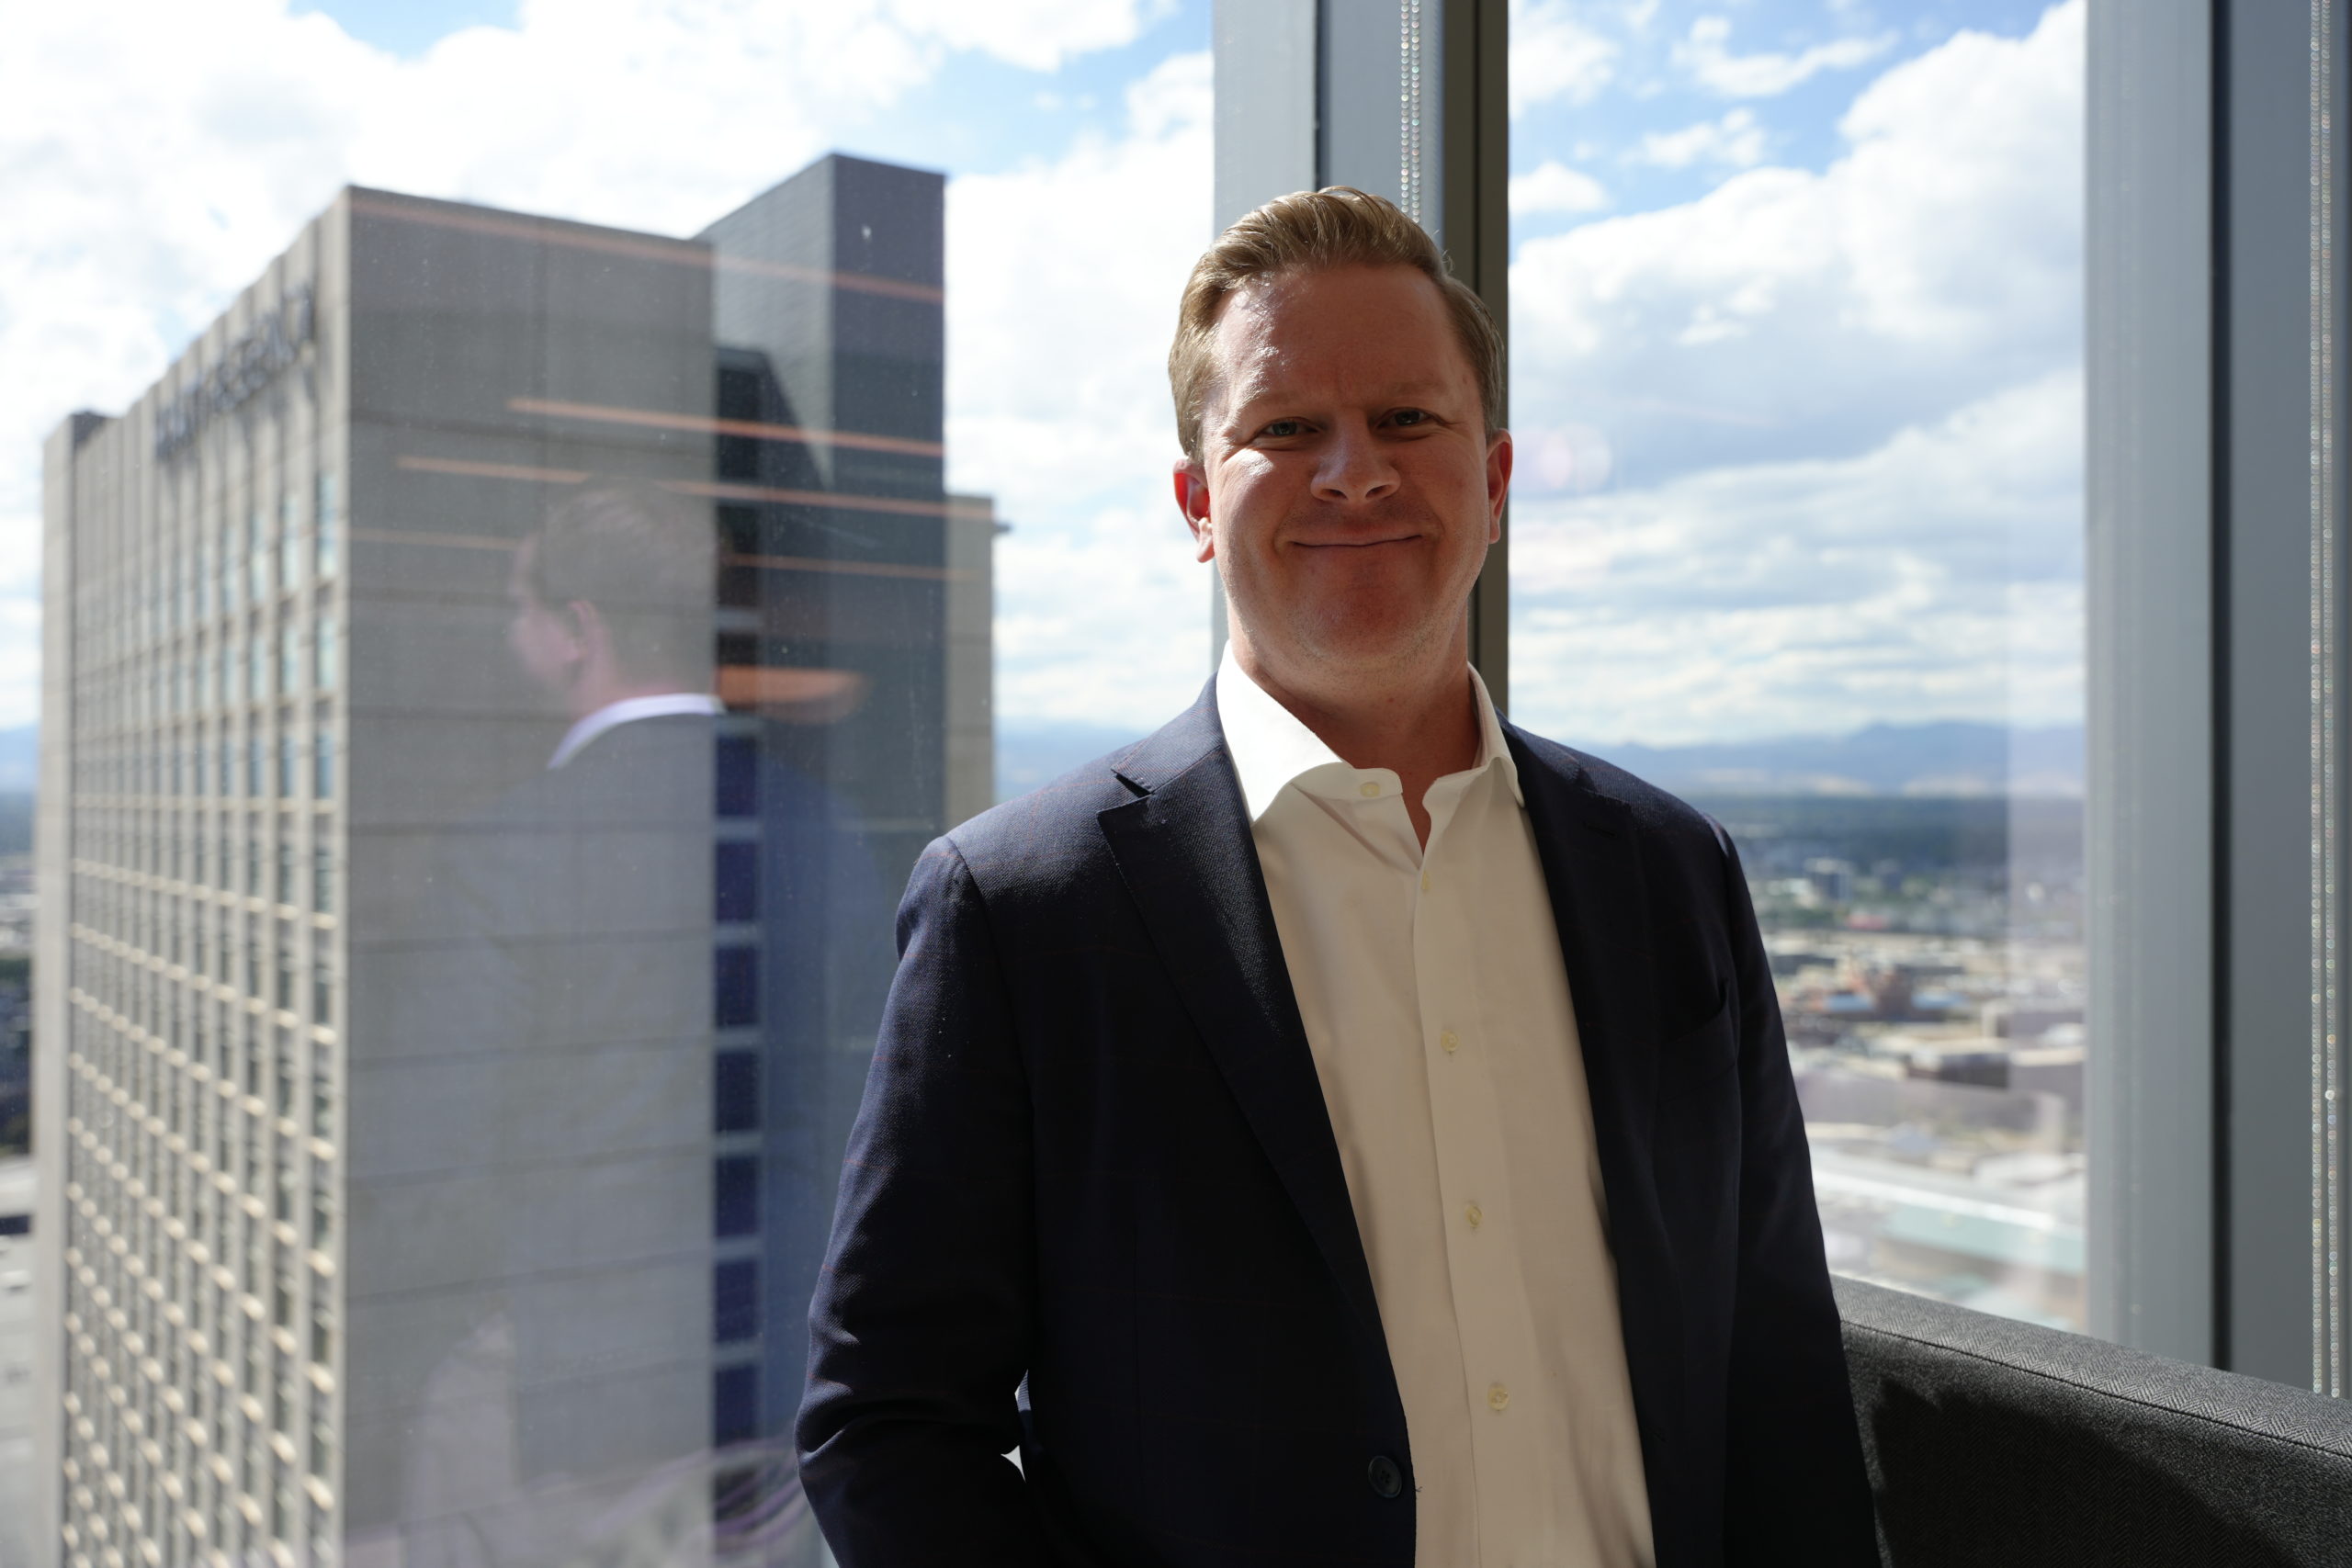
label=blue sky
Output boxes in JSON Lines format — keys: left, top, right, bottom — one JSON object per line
{"left": 1512, "top": 0, "right": 2064, "bottom": 228}
{"left": 1499, "top": 1, "right": 2084, "bottom": 746}
{"left": 5, "top": 0, "right": 2081, "bottom": 750}
{"left": 290, "top": 0, "right": 518, "bottom": 56}
{"left": 825, "top": 7, "right": 1212, "bottom": 176}
{"left": 294, "top": 0, "right": 1210, "bottom": 181}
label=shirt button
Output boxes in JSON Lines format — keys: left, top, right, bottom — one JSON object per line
{"left": 1487, "top": 1382, "right": 1510, "bottom": 1413}
{"left": 1464, "top": 1202, "right": 1483, "bottom": 1230}
{"left": 1358, "top": 781, "right": 1380, "bottom": 798}
{"left": 1419, "top": 869, "right": 1431, "bottom": 892}
{"left": 1440, "top": 1030, "right": 1460, "bottom": 1055}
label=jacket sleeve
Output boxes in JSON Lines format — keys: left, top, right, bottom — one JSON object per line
{"left": 797, "top": 837, "right": 1045, "bottom": 1564}
{"left": 1713, "top": 825, "right": 1884, "bottom": 1566}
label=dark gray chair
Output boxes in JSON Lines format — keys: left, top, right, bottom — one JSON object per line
{"left": 1837, "top": 1277, "right": 2352, "bottom": 1566}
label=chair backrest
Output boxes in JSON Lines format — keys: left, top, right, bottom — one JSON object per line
{"left": 1836, "top": 1276, "right": 2352, "bottom": 1567}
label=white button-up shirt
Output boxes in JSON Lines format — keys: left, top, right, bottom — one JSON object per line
{"left": 1216, "top": 649, "right": 1655, "bottom": 1568}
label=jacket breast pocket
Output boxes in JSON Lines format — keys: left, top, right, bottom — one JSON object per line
{"left": 1659, "top": 982, "right": 1737, "bottom": 1093}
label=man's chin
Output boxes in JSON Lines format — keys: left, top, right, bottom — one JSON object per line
{"left": 1287, "top": 612, "right": 1457, "bottom": 671}
{"left": 1227, "top": 574, "right": 1469, "bottom": 671}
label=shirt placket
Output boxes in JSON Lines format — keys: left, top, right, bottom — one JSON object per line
{"left": 1412, "top": 771, "right": 1532, "bottom": 1557}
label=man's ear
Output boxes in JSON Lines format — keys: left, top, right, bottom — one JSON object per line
{"left": 1173, "top": 458, "right": 1215, "bottom": 564}
{"left": 1484, "top": 429, "right": 1514, "bottom": 545}
{"left": 563, "top": 599, "right": 608, "bottom": 667}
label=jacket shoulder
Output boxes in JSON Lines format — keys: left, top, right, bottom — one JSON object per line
{"left": 1510, "top": 723, "right": 1732, "bottom": 862}
{"left": 938, "top": 747, "right": 1145, "bottom": 897}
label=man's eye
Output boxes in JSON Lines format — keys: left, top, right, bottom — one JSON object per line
{"left": 1391, "top": 408, "right": 1430, "bottom": 426}
{"left": 1260, "top": 419, "right": 1306, "bottom": 439}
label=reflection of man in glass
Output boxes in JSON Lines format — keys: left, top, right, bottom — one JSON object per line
{"left": 506, "top": 483, "right": 726, "bottom": 771}
{"left": 801, "top": 190, "right": 1878, "bottom": 1565}
{"left": 394, "top": 481, "right": 720, "bottom": 1568}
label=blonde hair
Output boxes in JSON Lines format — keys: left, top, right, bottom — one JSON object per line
{"left": 1168, "top": 186, "right": 1504, "bottom": 464}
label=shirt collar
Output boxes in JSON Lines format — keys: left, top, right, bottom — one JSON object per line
{"left": 548, "top": 692, "right": 724, "bottom": 769}
{"left": 1214, "top": 645, "right": 1521, "bottom": 821}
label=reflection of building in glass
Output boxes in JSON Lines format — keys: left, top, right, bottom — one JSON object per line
{"left": 36, "top": 152, "right": 979, "bottom": 1567}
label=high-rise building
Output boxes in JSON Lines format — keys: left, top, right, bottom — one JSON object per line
{"left": 33, "top": 153, "right": 982, "bottom": 1568}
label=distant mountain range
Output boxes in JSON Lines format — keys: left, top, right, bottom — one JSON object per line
{"left": 0, "top": 728, "right": 32, "bottom": 794}
{"left": 996, "top": 722, "right": 1152, "bottom": 800}
{"left": 0, "top": 716, "right": 2085, "bottom": 807}
{"left": 1586, "top": 720, "right": 2085, "bottom": 799}
{"left": 995, "top": 717, "right": 2086, "bottom": 804}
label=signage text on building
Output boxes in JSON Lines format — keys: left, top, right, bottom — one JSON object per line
{"left": 153, "top": 284, "right": 316, "bottom": 460}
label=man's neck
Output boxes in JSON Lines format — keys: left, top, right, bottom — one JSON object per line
{"left": 1230, "top": 630, "right": 1482, "bottom": 846}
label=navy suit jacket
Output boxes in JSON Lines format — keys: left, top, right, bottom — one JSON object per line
{"left": 797, "top": 682, "right": 1879, "bottom": 1566}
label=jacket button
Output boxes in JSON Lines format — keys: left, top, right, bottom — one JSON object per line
{"left": 1366, "top": 1454, "right": 1404, "bottom": 1499}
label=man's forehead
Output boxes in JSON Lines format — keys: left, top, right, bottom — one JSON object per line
{"left": 1217, "top": 263, "right": 1442, "bottom": 332}
{"left": 1219, "top": 357, "right": 1460, "bottom": 408}
{"left": 1209, "top": 269, "right": 1470, "bottom": 411}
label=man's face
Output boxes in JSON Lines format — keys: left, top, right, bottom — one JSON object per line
{"left": 505, "top": 536, "right": 580, "bottom": 698}
{"left": 1177, "top": 264, "right": 1510, "bottom": 677}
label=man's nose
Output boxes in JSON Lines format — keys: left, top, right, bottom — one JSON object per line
{"left": 1312, "top": 423, "right": 1400, "bottom": 504}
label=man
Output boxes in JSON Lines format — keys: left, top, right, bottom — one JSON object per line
{"left": 797, "top": 188, "right": 1878, "bottom": 1566}
{"left": 384, "top": 480, "right": 728, "bottom": 1566}
{"left": 384, "top": 482, "right": 886, "bottom": 1565}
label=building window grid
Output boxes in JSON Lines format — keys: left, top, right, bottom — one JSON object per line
{"left": 61, "top": 766, "right": 339, "bottom": 1559}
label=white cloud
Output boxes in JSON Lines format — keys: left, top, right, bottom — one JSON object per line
{"left": 1512, "top": 1, "right": 2083, "bottom": 487}
{"left": 1511, "top": 0, "right": 1619, "bottom": 116}
{"left": 0, "top": 0, "right": 1193, "bottom": 732}
{"left": 885, "top": 0, "right": 1178, "bottom": 73}
{"left": 1510, "top": 160, "right": 1611, "bottom": 217}
{"left": 2, "top": 0, "right": 2088, "bottom": 745}
{"left": 1507, "top": 1, "right": 2086, "bottom": 742}
{"left": 1509, "top": 368, "right": 2084, "bottom": 746}
{"left": 1674, "top": 14, "right": 1894, "bottom": 98}
{"left": 945, "top": 50, "right": 1216, "bottom": 728}
{"left": 1631, "top": 108, "right": 1768, "bottom": 170}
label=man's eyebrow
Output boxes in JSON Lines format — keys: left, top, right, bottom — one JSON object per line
{"left": 1224, "top": 377, "right": 1462, "bottom": 414}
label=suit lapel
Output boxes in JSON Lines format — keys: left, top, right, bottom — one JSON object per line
{"left": 1095, "top": 692, "right": 1387, "bottom": 1342}
{"left": 1508, "top": 728, "right": 1664, "bottom": 1178}
{"left": 1507, "top": 725, "right": 1691, "bottom": 1506}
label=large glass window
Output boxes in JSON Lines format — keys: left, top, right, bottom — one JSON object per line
{"left": 1509, "top": 0, "right": 2087, "bottom": 1326}
{"left": 17, "top": 4, "right": 1214, "bottom": 1562}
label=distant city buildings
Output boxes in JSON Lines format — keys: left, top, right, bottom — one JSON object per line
{"left": 0, "top": 849, "right": 35, "bottom": 1568}
{"left": 1701, "top": 792, "right": 2088, "bottom": 1325}
{"left": 36, "top": 154, "right": 985, "bottom": 1568}
{"left": 0, "top": 851, "right": 33, "bottom": 1164}
{"left": 2, "top": 1154, "right": 33, "bottom": 1568}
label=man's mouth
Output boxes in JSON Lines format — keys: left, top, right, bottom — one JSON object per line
{"left": 1295, "top": 533, "right": 1421, "bottom": 549}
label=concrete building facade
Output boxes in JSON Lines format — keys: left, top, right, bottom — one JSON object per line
{"left": 36, "top": 154, "right": 981, "bottom": 1568}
